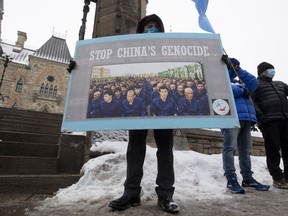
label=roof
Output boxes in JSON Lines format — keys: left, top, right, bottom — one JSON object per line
{"left": 0, "top": 42, "right": 35, "bottom": 65}
{"left": 34, "top": 36, "right": 71, "bottom": 64}
{"left": 0, "top": 35, "right": 72, "bottom": 65}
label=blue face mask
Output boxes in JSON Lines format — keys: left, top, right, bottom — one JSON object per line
{"left": 266, "top": 68, "right": 275, "bottom": 78}
{"left": 143, "top": 26, "right": 160, "bottom": 33}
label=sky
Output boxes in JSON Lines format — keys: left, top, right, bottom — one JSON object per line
{"left": 27, "top": 138, "right": 277, "bottom": 214}
{"left": 2, "top": 0, "right": 288, "bottom": 82}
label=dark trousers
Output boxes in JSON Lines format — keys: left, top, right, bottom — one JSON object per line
{"left": 124, "top": 129, "right": 175, "bottom": 197}
{"left": 261, "top": 120, "right": 288, "bottom": 180}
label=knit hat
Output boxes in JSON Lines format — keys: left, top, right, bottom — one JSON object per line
{"left": 136, "top": 14, "right": 165, "bottom": 33}
{"left": 257, "top": 62, "right": 274, "bottom": 75}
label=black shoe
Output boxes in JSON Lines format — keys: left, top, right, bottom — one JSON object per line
{"left": 108, "top": 194, "right": 141, "bottom": 210}
{"left": 158, "top": 196, "right": 180, "bottom": 213}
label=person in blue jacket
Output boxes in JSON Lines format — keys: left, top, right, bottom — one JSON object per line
{"left": 121, "top": 90, "right": 147, "bottom": 117}
{"left": 221, "top": 55, "right": 270, "bottom": 194}
{"left": 89, "top": 90, "right": 101, "bottom": 118}
{"left": 98, "top": 89, "right": 122, "bottom": 118}
{"left": 150, "top": 86, "right": 177, "bottom": 116}
{"left": 177, "top": 87, "right": 199, "bottom": 116}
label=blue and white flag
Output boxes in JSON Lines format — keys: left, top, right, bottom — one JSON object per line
{"left": 192, "top": 0, "right": 215, "bottom": 33}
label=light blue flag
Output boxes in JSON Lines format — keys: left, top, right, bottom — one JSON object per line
{"left": 192, "top": 0, "right": 215, "bottom": 33}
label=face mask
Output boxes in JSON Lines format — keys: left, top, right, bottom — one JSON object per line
{"left": 266, "top": 68, "right": 275, "bottom": 78}
{"left": 143, "top": 26, "right": 160, "bottom": 33}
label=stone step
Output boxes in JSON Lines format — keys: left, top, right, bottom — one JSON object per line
{"left": 0, "top": 120, "right": 61, "bottom": 135}
{"left": 0, "top": 131, "right": 60, "bottom": 144}
{"left": 0, "top": 141, "right": 59, "bottom": 157}
{"left": 0, "top": 107, "right": 63, "bottom": 120}
{"left": 0, "top": 114, "right": 63, "bottom": 125}
{"left": 0, "top": 174, "right": 81, "bottom": 194}
{"left": 0, "top": 156, "right": 58, "bottom": 174}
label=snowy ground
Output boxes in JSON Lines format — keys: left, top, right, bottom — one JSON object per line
{"left": 24, "top": 137, "right": 288, "bottom": 216}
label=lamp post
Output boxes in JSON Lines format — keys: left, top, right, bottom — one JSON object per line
{"left": 0, "top": 55, "right": 12, "bottom": 102}
{"left": 78, "top": 0, "right": 91, "bottom": 41}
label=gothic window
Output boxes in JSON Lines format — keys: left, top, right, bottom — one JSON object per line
{"left": 12, "top": 101, "right": 18, "bottom": 109}
{"left": 44, "top": 83, "right": 49, "bottom": 97}
{"left": 49, "top": 85, "right": 53, "bottom": 97}
{"left": 53, "top": 85, "right": 57, "bottom": 97}
{"left": 40, "top": 83, "right": 45, "bottom": 95}
{"left": 15, "top": 78, "right": 23, "bottom": 93}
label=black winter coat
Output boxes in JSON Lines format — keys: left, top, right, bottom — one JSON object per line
{"left": 251, "top": 76, "right": 288, "bottom": 127}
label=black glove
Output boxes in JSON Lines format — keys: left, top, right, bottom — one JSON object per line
{"left": 67, "top": 60, "right": 76, "bottom": 73}
{"left": 222, "top": 54, "right": 241, "bottom": 71}
{"left": 243, "top": 87, "right": 250, "bottom": 98}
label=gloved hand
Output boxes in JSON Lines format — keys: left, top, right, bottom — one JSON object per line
{"left": 243, "top": 87, "right": 250, "bottom": 98}
{"left": 222, "top": 55, "right": 241, "bottom": 71}
{"left": 67, "top": 60, "right": 76, "bottom": 73}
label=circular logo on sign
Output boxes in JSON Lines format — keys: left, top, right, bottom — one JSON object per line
{"left": 212, "top": 99, "right": 230, "bottom": 115}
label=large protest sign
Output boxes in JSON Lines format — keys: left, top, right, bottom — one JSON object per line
{"left": 62, "top": 33, "right": 239, "bottom": 132}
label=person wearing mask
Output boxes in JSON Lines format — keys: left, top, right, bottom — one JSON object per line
{"left": 108, "top": 14, "right": 180, "bottom": 213}
{"left": 221, "top": 55, "right": 270, "bottom": 194}
{"left": 251, "top": 62, "right": 288, "bottom": 189}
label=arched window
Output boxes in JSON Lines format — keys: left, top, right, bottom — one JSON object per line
{"left": 12, "top": 101, "right": 18, "bottom": 109}
{"left": 40, "top": 83, "right": 45, "bottom": 95}
{"left": 44, "top": 83, "right": 49, "bottom": 97}
{"left": 15, "top": 78, "right": 23, "bottom": 93}
{"left": 49, "top": 85, "right": 53, "bottom": 97}
{"left": 53, "top": 85, "right": 57, "bottom": 97}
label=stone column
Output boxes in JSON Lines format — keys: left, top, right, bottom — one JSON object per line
{"left": 92, "top": 0, "right": 148, "bottom": 38}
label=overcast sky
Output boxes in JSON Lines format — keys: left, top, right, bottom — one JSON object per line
{"left": 2, "top": 0, "right": 288, "bottom": 82}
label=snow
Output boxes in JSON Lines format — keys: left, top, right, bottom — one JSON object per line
{"left": 34, "top": 136, "right": 273, "bottom": 212}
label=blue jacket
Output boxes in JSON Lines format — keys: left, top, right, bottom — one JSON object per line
{"left": 99, "top": 99, "right": 122, "bottom": 118}
{"left": 121, "top": 97, "right": 147, "bottom": 117}
{"left": 151, "top": 97, "right": 177, "bottom": 116}
{"left": 230, "top": 68, "right": 258, "bottom": 123}
{"left": 178, "top": 97, "right": 200, "bottom": 116}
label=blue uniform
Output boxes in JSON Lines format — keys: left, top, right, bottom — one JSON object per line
{"left": 178, "top": 97, "right": 200, "bottom": 116}
{"left": 122, "top": 97, "right": 147, "bottom": 117}
{"left": 151, "top": 97, "right": 177, "bottom": 116}
{"left": 99, "top": 99, "right": 122, "bottom": 118}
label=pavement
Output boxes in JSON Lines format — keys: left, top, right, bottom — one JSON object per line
{"left": 0, "top": 193, "right": 52, "bottom": 216}
{"left": 1, "top": 188, "right": 288, "bottom": 216}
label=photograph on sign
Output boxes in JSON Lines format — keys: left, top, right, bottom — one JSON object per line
{"left": 62, "top": 33, "right": 239, "bottom": 131}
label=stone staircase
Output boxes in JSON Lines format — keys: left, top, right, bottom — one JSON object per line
{"left": 0, "top": 107, "right": 90, "bottom": 194}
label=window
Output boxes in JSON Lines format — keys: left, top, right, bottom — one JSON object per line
{"left": 40, "top": 83, "right": 45, "bottom": 95}
{"left": 49, "top": 85, "right": 53, "bottom": 97}
{"left": 53, "top": 85, "right": 57, "bottom": 97}
{"left": 44, "top": 83, "right": 49, "bottom": 97}
{"left": 15, "top": 78, "right": 23, "bottom": 93}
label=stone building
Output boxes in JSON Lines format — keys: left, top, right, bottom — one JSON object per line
{"left": 0, "top": 31, "right": 71, "bottom": 113}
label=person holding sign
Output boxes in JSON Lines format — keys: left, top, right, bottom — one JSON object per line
{"left": 108, "top": 14, "right": 180, "bottom": 213}
{"left": 221, "top": 55, "right": 270, "bottom": 194}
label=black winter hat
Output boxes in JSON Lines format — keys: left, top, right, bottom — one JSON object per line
{"left": 136, "top": 14, "right": 165, "bottom": 33}
{"left": 257, "top": 62, "right": 274, "bottom": 75}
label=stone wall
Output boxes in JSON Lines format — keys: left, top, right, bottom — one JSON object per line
{"left": 0, "top": 55, "right": 69, "bottom": 113}
{"left": 147, "top": 129, "right": 266, "bottom": 156}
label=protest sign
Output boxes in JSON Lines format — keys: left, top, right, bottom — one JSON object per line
{"left": 62, "top": 33, "right": 239, "bottom": 131}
